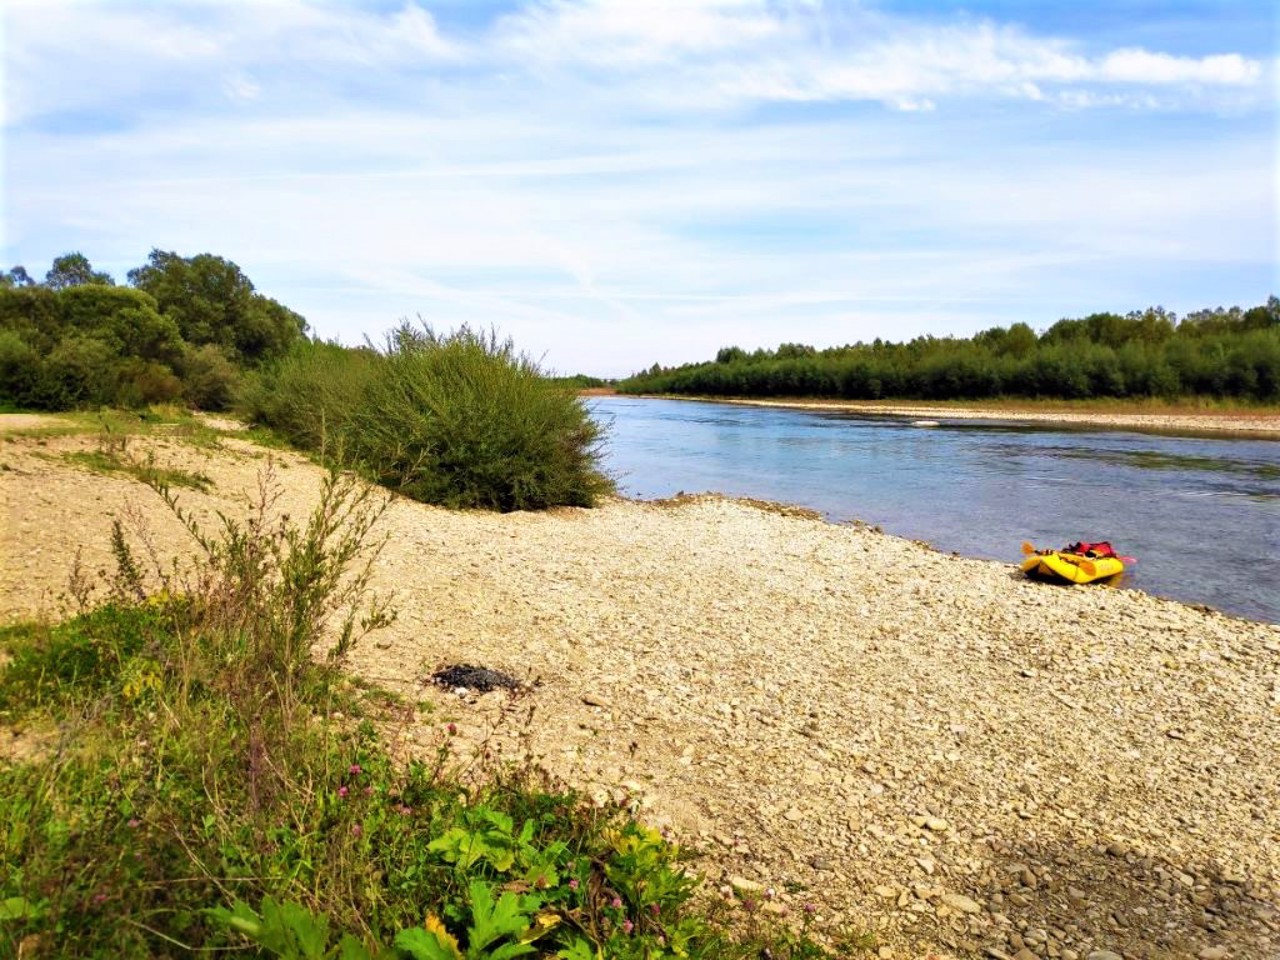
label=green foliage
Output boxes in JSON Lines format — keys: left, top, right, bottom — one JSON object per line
{"left": 128, "top": 249, "right": 306, "bottom": 366}
{"left": 0, "top": 330, "right": 40, "bottom": 408}
{"left": 349, "top": 324, "right": 612, "bottom": 511}
{"left": 45, "top": 252, "right": 114, "bottom": 290}
{"left": 0, "top": 602, "right": 169, "bottom": 718}
{"left": 241, "top": 339, "right": 380, "bottom": 451}
{"left": 621, "top": 297, "right": 1280, "bottom": 404}
{"left": 0, "top": 248, "right": 308, "bottom": 411}
{"left": 546, "top": 374, "right": 608, "bottom": 389}
{"left": 180, "top": 343, "right": 242, "bottom": 410}
{"left": 247, "top": 325, "right": 614, "bottom": 511}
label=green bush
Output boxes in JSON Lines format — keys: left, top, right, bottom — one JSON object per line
{"left": 0, "top": 330, "right": 40, "bottom": 408}
{"left": 347, "top": 325, "right": 612, "bottom": 511}
{"left": 248, "top": 325, "right": 613, "bottom": 512}
{"left": 35, "top": 335, "right": 117, "bottom": 408}
{"left": 242, "top": 339, "right": 377, "bottom": 450}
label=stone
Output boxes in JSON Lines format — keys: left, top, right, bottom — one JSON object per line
{"left": 926, "top": 817, "right": 950, "bottom": 832}
{"left": 941, "top": 892, "right": 982, "bottom": 914}
{"left": 1197, "top": 949, "right": 1229, "bottom": 960}
{"left": 728, "top": 876, "right": 765, "bottom": 897}
{"left": 1085, "top": 952, "right": 1123, "bottom": 960}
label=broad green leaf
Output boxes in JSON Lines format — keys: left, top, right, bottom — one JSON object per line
{"left": 394, "top": 922, "right": 464, "bottom": 960}
{"left": 281, "top": 899, "right": 329, "bottom": 959}
{"left": 0, "top": 897, "right": 42, "bottom": 921}
{"left": 466, "top": 881, "right": 534, "bottom": 952}
{"left": 555, "top": 938, "right": 597, "bottom": 960}
{"left": 338, "top": 933, "right": 374, "bottom": 960}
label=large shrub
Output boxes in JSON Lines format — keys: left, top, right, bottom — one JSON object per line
{"left": 241, "top": 339, "right": 379, "bottom": 450}
{"left": 346, "top": 324, "right": 611, "bottom": 511}
{"left": 246, "top": 325, "right": 612, "bottom": 511}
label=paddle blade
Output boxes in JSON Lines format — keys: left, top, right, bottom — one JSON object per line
{"left": 1021, "top": 541, "right": 1036, "bottom": 555}
{"left": 1077, "top": 559, "right": 1097, "bottom": 577}
{"left": 1019, "top": 555, "right": 1042, "bottom": 573}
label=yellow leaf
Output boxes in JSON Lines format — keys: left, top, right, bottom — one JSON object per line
{"left": 424, "top": 914, "right": 463, "bottom": 959}
{"left": 519, "top": 911, "right": 562, "bottom": 943}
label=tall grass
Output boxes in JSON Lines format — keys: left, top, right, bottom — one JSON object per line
{"left": 243, "top": 324, "right": 613, "bottom": 511}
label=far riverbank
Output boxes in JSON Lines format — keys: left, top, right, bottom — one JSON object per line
{"left": 593, "top": 391, "right": 1280, "bottom": 437}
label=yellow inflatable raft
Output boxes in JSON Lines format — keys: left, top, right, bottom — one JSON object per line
{"left": 1020, "top": 542, "right": 1126, "bottom": 584}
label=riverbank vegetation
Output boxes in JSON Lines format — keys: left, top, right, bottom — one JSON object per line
{"left": 0, "top": 456, "right": 847, "bottom": 959}
{"left": 1, "top": 252, "right": 612, "bottom": 511}
{"left": 620, "top": 299, "right": 1280, "bottom": 404}
{"left": 244, "top": 326, "right": 612, "bottom": 511}
{"left": 1, "top": 252, "right": 305, "bottom": 411}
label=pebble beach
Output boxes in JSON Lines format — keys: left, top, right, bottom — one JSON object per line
{"left": 1, "top": 418, "right": 1277, "bottom": 960}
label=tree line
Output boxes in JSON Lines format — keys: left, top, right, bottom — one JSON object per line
{"left": 0, "top": 251, "right": 306, "bottom": 410}
{"left": 618, "top": 300, "right": 1280, "bottom": 403}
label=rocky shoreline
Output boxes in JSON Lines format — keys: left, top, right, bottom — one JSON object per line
{"left": 2, "top": 422, "right": 1278, "bottom": 959}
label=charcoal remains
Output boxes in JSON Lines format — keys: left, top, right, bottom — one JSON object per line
{"left": 431, "top": 663, "right": 523, "bottom": 693}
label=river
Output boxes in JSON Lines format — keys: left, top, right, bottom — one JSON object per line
{"left": 589, "top": 396, "right": 1280, "bottom": 624}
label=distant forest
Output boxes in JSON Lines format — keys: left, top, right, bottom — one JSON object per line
{"left": 0, "top": 252, "right": 306, "bottom": 411}
{"left": 618, "top": 299, "right": 1280, "bottom": 404}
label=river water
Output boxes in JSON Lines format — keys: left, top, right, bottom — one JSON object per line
{"left": 589, "top": 396, "right": 1280, "bottom": 624}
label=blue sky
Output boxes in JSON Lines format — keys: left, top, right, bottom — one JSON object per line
{"left": 2, "top": 1, "right": 1276, "bottom": 376}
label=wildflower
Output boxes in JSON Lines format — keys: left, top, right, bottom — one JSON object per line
{"left": 351, "top": 824, "right": 363, "bottom": 837}
{"left": 349, "top": 763, "right": 363, "bottom": 776}
{"left": 447, "top": 723, "right": 457, "bottom": 736}
{"left": 611, "top": 896, "right": 622, "bottom": 910}
{"left": 364, "top": 786, "right": 374, "bottom": 796}
{"left": 568, "top": 879, "right": 580, "bottom": 890}
{"left": 93, "top": 893, "right": 108, "bottom": 904}
{"left": 765, "top": 886, "right": 776, "bottom": 900}
{"left": 742, "top": 898, "right": 758, "bottom": 913}
{"left": 127, "top": 818, "right": 140, "bottom": 829}
{"left": 399, "top": 804, "right": 412, "bottom": 816}
{"left": 803, "top": 903, "right": 817, "bottom": 915}
{"left": 338, "top": 786, "right": 349, "bottom": 799}
{"left": 622, "top": 920, "right": 634, "bottom": 935}
{"left": 648, "top": 903, "right": 660, "bottom": 917}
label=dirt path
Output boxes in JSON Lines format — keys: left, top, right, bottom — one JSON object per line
{"left": 2, "top": 423, "right": 1277, "bottom": 960}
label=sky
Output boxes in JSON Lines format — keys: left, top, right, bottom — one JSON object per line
{"left": 2, "top": 1, "right": 1277, "bottom": 377}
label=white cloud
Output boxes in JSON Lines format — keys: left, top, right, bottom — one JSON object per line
{"left": 1100, "top": 49, "right": 1260, "bottom": 86}
{"left": 494, "top": 0, "right": 787, "bottom": 66}
{"left": 2, "top": 1, "right": 460, "bottom": 126}
{"left": 2, "top": 2, "right": 1274, "bottom": 375}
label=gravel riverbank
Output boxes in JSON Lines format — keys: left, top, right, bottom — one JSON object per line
{"left": 2, "top": 422, "right": 1277, "bottom": 960}
{"left": 648, "top": 396, "right": 1280, "bottom": 438}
